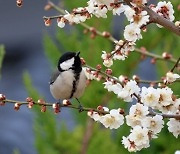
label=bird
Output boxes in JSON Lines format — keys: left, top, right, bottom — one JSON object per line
{"left": 49, "top": 51, "right": 86, "bottom": 111}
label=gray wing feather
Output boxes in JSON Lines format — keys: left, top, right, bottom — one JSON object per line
{"left": 49, "top": 69, "right": 61, "bottom": 85}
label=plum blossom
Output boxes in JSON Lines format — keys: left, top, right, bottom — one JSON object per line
{"left": 124, "top": 23, "right": 142, "bottom": 42}
{"left": 141, "top": 115, "right": 164, "bottom": 135}
{"left": 101, "top": 51, "right": 113, "bottom": 67}
{"left": 165, "top": 72, "right": 180, "bottom": 83}
{"left": 126, "top": 103, "right": 149, "bottom": 127}
{"left": 122, "top": 126, "right": 150, "bottom": 152}
{"left": 141, "top": 87, "right": 160, "bottom": 108}
{"left": 118, "top": 80, "right": 140, "bottom": 102}
{"left": 103, "top": 80, "right": 123, "bottom": 95}
{"left": 100, "top": 108, "right": 124, "bottom": 129}
{"left": 167, "top": 118, "right": 180, "bottom": 138}
{"left": 157, "top": 87, "right": 173, "bottom": 107}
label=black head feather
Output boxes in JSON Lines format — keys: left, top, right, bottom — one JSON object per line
{"left": 58, "top": 51, "right": 82, "bottom": 72}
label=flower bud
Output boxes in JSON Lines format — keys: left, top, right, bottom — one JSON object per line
{"left": 162, "top": 52, "right": 172, "bottom": 59}
{"left": 52, "top": 103, "right": 60, "bottom": 114}
{"left": 102, "top": 31, "right": 110, "bottom": 38}
{"left": 62, "top": 99, "right": 71, "bottom": 106}
{"left": 96, "top": 64, "right": 102, "bottom": 70}
{"left": 105, "top": 68, "right": 112, "bottom": 75}
{"left": 44, "top": 18, "right": 51, "bottom": 26}
{"left": 26, "top": 97, "right": 33, "bottom": 102}
{"left": 14, "top": 103, "right": 21, "bottom": 111}
{"left": 27, "top": 101, "right": 34, "bottom": 109}
{"left": 16, "top": 0, "right": 23, "bottom": 7}
{"left": 41, "top": 105, "right": 47, "bottom": 112}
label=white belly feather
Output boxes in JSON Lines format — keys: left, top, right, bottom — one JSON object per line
{"left": 50, "top": 69, "right": 86, "bottom": 100}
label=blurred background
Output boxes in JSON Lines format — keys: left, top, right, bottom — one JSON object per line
{"left": 0, "top": 0, "right": 179, "bottom": 154}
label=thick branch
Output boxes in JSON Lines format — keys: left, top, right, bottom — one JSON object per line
{"left": 143, "top": 6, "right": 180, "bottom": 36}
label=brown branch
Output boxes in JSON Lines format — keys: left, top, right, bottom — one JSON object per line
{"left": 2, "top": 99, "right": 109, "bottom": 114}
{"left": 46, "top": 1, "right": 177, "bottom": 64}
{"left": 1, "top": 98, "right": 180, "bottom": 119}
{"left": 143, "top": 6, "right": 180, "bottom": 36}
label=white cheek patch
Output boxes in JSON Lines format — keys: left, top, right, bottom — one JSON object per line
{"left": 60, "top": 57, "right": 74, "bottom": 70}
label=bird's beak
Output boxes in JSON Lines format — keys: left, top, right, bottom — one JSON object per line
{"left": 76, "top": 51, "right": 80, "bottom": 57}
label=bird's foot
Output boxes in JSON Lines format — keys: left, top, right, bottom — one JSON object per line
{"left": 78, "top": 104, "right": 84, "bottom": 113}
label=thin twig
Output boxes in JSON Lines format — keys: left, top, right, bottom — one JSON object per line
{"left": 1, "top": 99, "right": 180, "bottom": 119}
{"left": 170, "top": 57, "right": 180, "bottom": 72}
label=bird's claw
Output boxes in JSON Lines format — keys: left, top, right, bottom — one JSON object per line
{"left": 78, "top": 104, "right": 84, "bottom": 113}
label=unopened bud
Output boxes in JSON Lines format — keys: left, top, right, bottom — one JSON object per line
{"left": 175, "top": 21, "right": 180, "bottom": 27}
{"left": 102, "top": 31, "right": 110, "bottom": 38}
{"left": 16, "top": 0, "right": 23, "bottom": 7}
{"left": 41, "top": 105, "right": 47, "bottom": 112}
{"left": 26, "top": 97, "right": 33, "bottom": 102}
{"left": 27, "top": 101, "right": 34, "bottom": 109}
{"left": 38, "top": 99, "right": 45, "bottom": 105}
{"left": 162, "top": 52, "right": 172, "bottom": 59}
{"left": 132, "top": 75, "right": 140, "bottom": 81}
{"left": 14, "top": 103, "right": 21, "bottom": 111}
{"left": 96, "top": 64, "right": 102, "bottom": 70}
{"left": 63, "top": 99, "right": 71, "bottom": 106}
{"left": 44, "top": 18, "right": 51, "bottom": 26}
{"left": 105, "top": 68, "right": 112, "bottom": 75}
{"left": 52, "top": 103, "right": 60, "bottom": 114}
{"left": 97, "top": 105, "right": 103, "bottom": 110}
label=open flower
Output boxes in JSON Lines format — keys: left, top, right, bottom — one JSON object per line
{"left": 124, "top": 23, "right": 142, "bottom": 42}
{"left": 100, "top": 109, "right": 124, "bottom": 129}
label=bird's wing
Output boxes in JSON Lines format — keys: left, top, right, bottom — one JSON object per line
{"left": 49, "top": 69, "right": 61, "bottom": 85}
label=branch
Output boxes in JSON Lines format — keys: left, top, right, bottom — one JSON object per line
{"left": 123, "top": 0, "right": 180, "bottom": 36}
{"left": 45, "top": 1, "right": 177, "bottom": 64}
{"left": 143, "top": 6, "right": 180, "bottom": 36}
{"left": 170, "top": 57, "right": 180, "bottom": 72}
{"left": 2, "top": 98, "right": 109, "bottom": 114}
{"left": 0, "top": 97, "right": 180, "bottom": 119}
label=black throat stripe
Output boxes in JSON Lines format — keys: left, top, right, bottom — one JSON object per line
{"left": 69, "top": 71, "right": 80, "bottom": 99}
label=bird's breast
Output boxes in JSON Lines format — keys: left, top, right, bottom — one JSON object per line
{"left": 50, "top": 70, "right": 74, "bottom": 100}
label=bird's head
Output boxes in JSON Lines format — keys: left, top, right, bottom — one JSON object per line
{"left": 58, "top": 51, "right": 82, "bottom": 72}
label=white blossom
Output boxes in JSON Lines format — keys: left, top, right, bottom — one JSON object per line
{"left": 122, "top": 136, "right": 139, "bottom": 152}
{"left": 167, "top": 118, "right": 180, "bottom": 138}
{"left": 124, "top": 6, "right": 135, "bottom": 22}
{"left": 101, "top": 51, "right": 113, "bottom": 67}
{"left": 141, "top": 87, "right": 160, "bottom": 108}
{"left": 166, "top": 72, "right": 180, "bottom": 83}
{"left": 100, "top": 109, "right": 124, "bottom": 129}
{"left": 129, "top": 126, "right": 150, "bottom": 148}
{"left": 157, "top": 87, "right": 173, "bottom": 107}
{"left": 126, "top": 103, "right": 149, "bottom": 127}
{"left": 133, "top": 11, "right": 150, "bottom": 26}
{"left": 142, "top": 115, "right": 164, "bottom": 135}
{"left": 118, "top": 80, "right": 140, "bottom": 102}
{"left": 113, "top": 4, "right": 127, "bottom": 15}
{"left": 124, "top": 23, "right": 142, "bottom": 42}
{"left": 104, "top": 80, "right": 123, "bottom": 95}
{"left": 57, "top": 19, "right": 65, "bottom": 28}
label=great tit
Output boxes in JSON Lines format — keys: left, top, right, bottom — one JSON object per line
{"left": 49, "top": 51, "right": 86, "bottom": 109}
